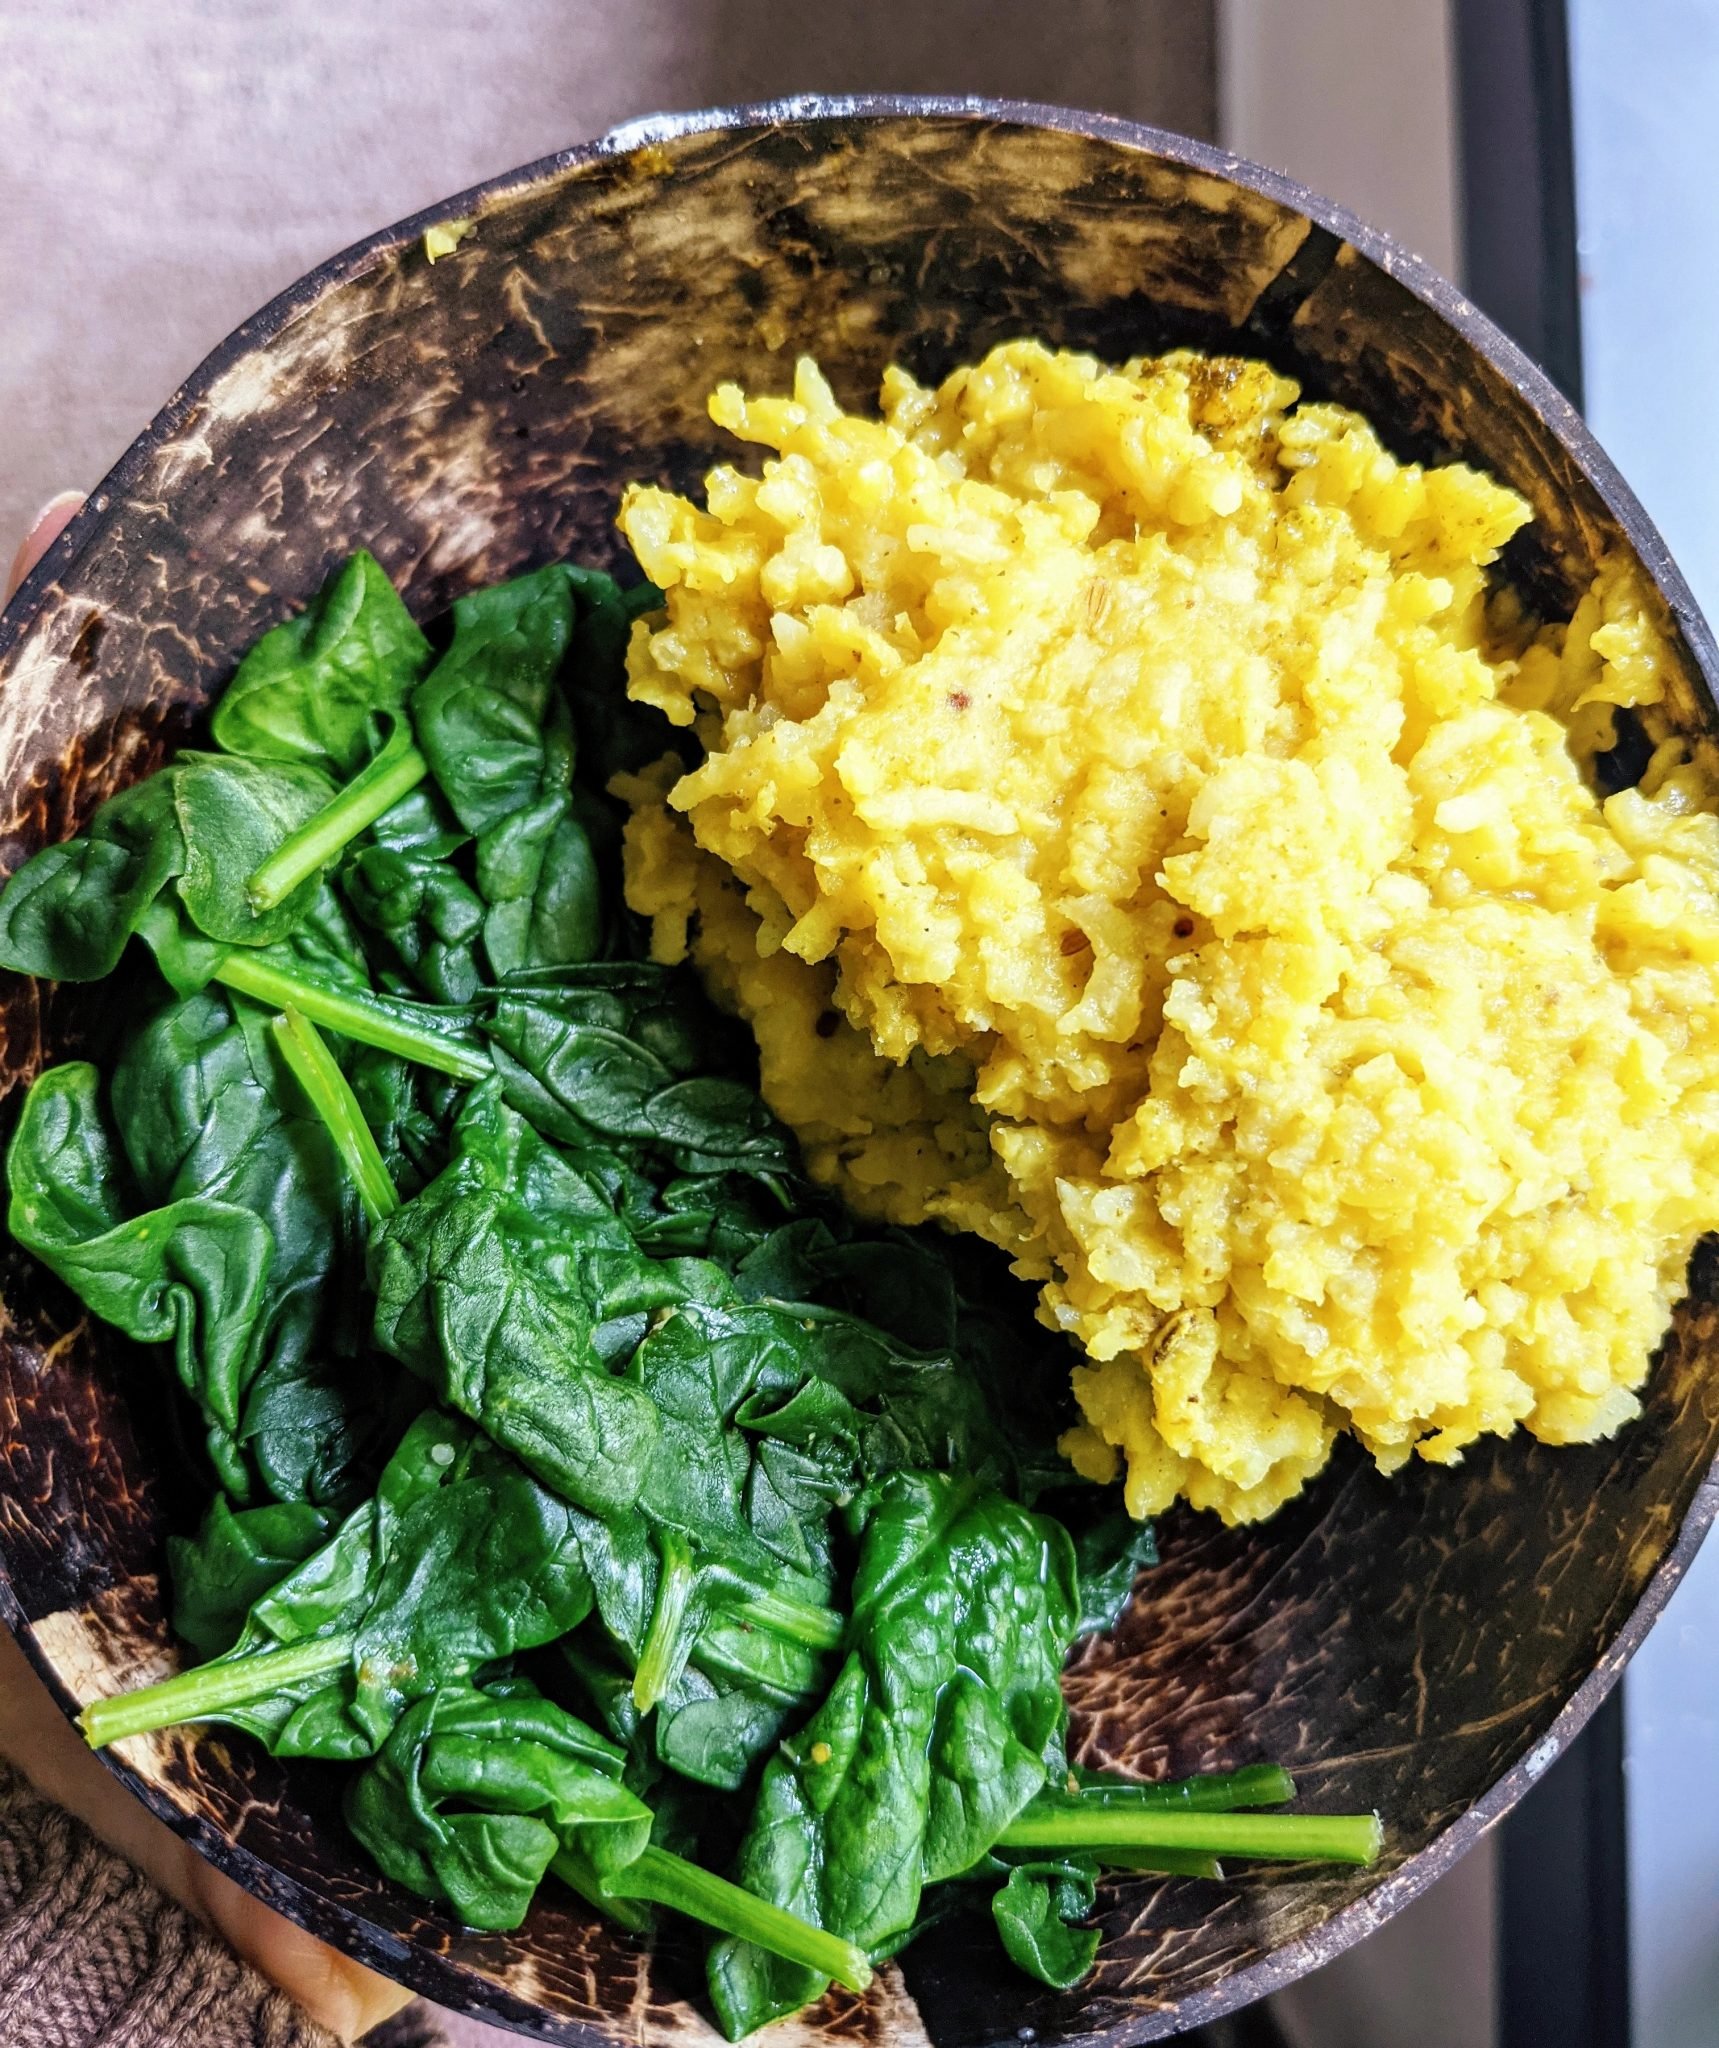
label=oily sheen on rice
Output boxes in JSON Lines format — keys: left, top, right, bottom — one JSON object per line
{"left": 615, "top": 341, "right": 1719, "bottom": 1525}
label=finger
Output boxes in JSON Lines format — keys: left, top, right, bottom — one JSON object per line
{"left": 185, "top": 1856, "right": 414, "bottom": 2041}
{"left": 5, "top": 491, "right": 85, "bottom": 602}
{"left": 0, "top": 1630, "right": 189, "bottom": 1901}
{"left": 0, "top": 1632, "right": 409, "bottom": 2041}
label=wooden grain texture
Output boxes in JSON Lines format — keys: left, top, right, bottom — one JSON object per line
{"left": 0, "top": 100, "right": 1715, "bottom": 2046}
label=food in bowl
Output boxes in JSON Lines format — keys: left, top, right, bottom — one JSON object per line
{"left": 0, "top": 546, "right": 1374, "bottom": 2039}
{"left": 4, "top": 329, "right": 1710, "bottom": 2035}
{"left": 618, "top": 340, "right": 1719, "bottom": 1526}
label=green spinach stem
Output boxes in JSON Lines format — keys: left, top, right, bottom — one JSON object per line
{"left": 213, "top": 952, "right": 490, "bottom": 1081}
{"left": 633, "top": 1532, "right": 697, "bottom": 1713}
{"left": 246, "top": 734, "right": 429, "bottom": 911}
{"left": 549, "top": 1847, "right": 652, "bottom": 1934}
{"left": 81, "top": 1633, "right": 356, "bottom": 1749}
{"left": 1061, "top": 1764, "right": 1295, "bottom": 1813}
{"left": 997, "top": 1807, "right": 1382, "bottom": 1866}
{"left": 603, "top": 1847, "right": 873, "bottom": 1995}
{"left": 719, "top": 1585, "right": 845, "bottom": 1652}
{"left": 1093, "top": 1849, "right": 1224, "bottom": 1879}
{"left": 271, "top": 1008, "right": 400, "bottom": 1224}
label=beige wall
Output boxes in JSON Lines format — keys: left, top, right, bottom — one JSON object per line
{"left": 1217, "top": 0, "right": 1460, "bottom": 276}
{"left": 0, "top": 0, "right": 1214, "bottom": 554}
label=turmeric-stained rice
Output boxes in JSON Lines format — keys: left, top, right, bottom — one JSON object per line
{"left": 617, "top": 341, "right": 1719, "bottom": 1525}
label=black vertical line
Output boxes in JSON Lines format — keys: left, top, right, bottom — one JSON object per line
{"left": 1525, "top": 0, "right": 1583, "bottom": 406}
{"left": 1453, "top": 0, "right": 1585, "bottom": 406}
{"left": 1589, "top": 1687, "right": 1633, "bottom": 2047}
{"left": 1498, "top": 1689, "right": 1631, "bottom": 2048}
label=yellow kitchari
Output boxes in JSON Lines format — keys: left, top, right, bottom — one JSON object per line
{"left": 615, "top": 340, "right": 1719, "bottom": 1525}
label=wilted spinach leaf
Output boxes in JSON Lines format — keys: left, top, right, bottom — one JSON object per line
{"left": 369, "top": 1086, "right": 663, "bottom": 1518}
{"left": 411, "top": 565, "right": 602, "bottom": 977}
{"left": 344, "top": 841, "right": 486, "bottom": 1002}
{"left": 990, "top": 1858, "right": 1101, "bottom": 1988}
{"left": 9, "top": 1059, "right": 276, "bottom": 1501}
{"left": 346, "top": 1682, "right": 648, "bottom": 1930}
{"left": 168, "top": 1495, "right": 336, "bottom": 1657}
{"left": 488, "top": 964, "right": 794, "bottom": 1185}
{"left": 708, "top": 1472, "right": 1078, "bottom": 2036}
{"left": 171, "top": 753, "right": 338, "bottom": 946}
{"left": 210, "top": 550, "right": 431, "bottom": 776}
{"left": 103, "top": 1411, "right": 598, "bottom": 1761}
{"left": 1066, "top": 1504, "right": 1160, "bottom": 1637}
{"left": 0, "top": 776, "right": 185, "bottom": 981}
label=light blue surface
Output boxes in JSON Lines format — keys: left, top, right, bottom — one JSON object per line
{"left": 1569, "top": 7, "right": 1719, "bottom": 2044}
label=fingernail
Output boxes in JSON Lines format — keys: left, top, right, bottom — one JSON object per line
{"left": 26, "top": 491, "right": 86, "bottom": 537}
{"left": 7, "top": 492, "right": 86, "bottom": 603}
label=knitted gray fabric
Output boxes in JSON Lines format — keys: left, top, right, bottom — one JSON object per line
{"left": 0, "top": 1760, "right": 435, "bottom": 2047}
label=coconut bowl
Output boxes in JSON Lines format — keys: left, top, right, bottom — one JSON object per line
{"left": 1, "top": 96, "right": 1715, "bottom": 2046}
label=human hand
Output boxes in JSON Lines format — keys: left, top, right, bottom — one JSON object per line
{"left": 0, "top": 495, "right": 415, "bottom": 2042}
{"left": 5, "top": 491, "right": 83, "bottom": 596}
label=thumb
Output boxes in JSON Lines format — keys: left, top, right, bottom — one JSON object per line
{"left": 6, "top": 491, "right": 85, "bottom": 602}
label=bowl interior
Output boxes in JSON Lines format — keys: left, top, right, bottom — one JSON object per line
{"left": 2, "top": 103, "right": 1717, "bottom": 2047}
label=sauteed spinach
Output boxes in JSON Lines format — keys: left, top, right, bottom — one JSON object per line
{"left": 2, "top": 554, "right": 1378, "bottom": 2035}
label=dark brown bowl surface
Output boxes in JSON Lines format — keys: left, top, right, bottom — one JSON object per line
{"left": 2, "top": 97, "right": 1717, "bottom": 2046}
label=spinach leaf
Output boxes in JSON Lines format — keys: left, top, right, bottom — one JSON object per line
{"left": 488, "top": 966, "right": 794, "bottom": 1185}
{"left": 346, "top": 1682, "right": 649, "bottom": 1930}
{"left": 655, "top": 1613, "right": 829, "bottom": 1794}
{"left": 345, "top": 1047, "right": 459, "bottom": 1201}
{"left": 343, "top": 841, "right": 486, "bottom": 1003}
{"left": 411, "top": 565, "right": 601, "bottom": 976}
{"left": 560, "top": 570, "right": 678, "bottom": 790}
{"left": 0, "top": 776, "right": 184, "bottom": 981}
{"left": 733, "top": 1219, "right": 959, "bottom": 1352}
{"left": 555, "top": 1518, "right": 801, "bottom": 1785}
{"left": 732, "top": 1304, "right": 1042, "bottom": 1508}
{"left": 111, "top": 987, "right": 380, "bottom": 1504}
{"left": 168, "top": 1496, "right": 335, "bottom": 1657}
{"left": 617, "top": 1275, "right": 1025, "bottom": 1602}
{"left": 170, "top": 753, "right": 338, "bottom": 945}
{"left": 349, "top": 1435, "right": 598, "bottom": 1745}
{"left": 5, "top": 978, "right": 432, "bottom": 1511}
{"left": 1066, "top": 1504, "right": 1159, "bottom": 1636}
{"left": 369, "top": 1087, "right": 662, "bottom": 1518}
{"left": 990, "top": 1859, "right": 1101, "bottom": 1988}
{"left": 0, "top": 750, "right": 343, "bottom": 982}
{"left": 708, "top": 1472, "right": 1078, "bottom": 2037}
{"left": 85, "top": 1411, "right": 598, "bottom": 1759}
{"left": 548, "top": 1291, "right": 855, "bottom": 1793}
{"left": 8, "top": 1060, "right": 275, "bottom": 1500}
{"left": 346, "top": 1681, "right": 873, "bottom": 2000}
{"left": 234, "top": 1358, "right": 385, "bottom": 1511}
{"left": 210, "top": 551, "right": 431, "bottom": 775}
{"left": 340, "top": 780, "right": 486, "bottom": 1003}
{"left": 627, "top": 1297, "right": 835, "bottom": 1584}
{"left": 413, "top": 567, "right": 576, "bottom": 837}
{"left": 282, "top": 878, "right": 377, "bottom": 991}
{"left": 633, "top": 1170, "right": 793, "bottom": 1269}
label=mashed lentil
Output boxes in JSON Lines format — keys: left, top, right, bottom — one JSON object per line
{"left": 616, "top": 341, "right": 1719, "bottom": 1525}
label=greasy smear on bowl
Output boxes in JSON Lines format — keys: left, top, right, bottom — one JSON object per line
{"left": 618, "top": 341, "right": 1719, "bottom": 1524}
